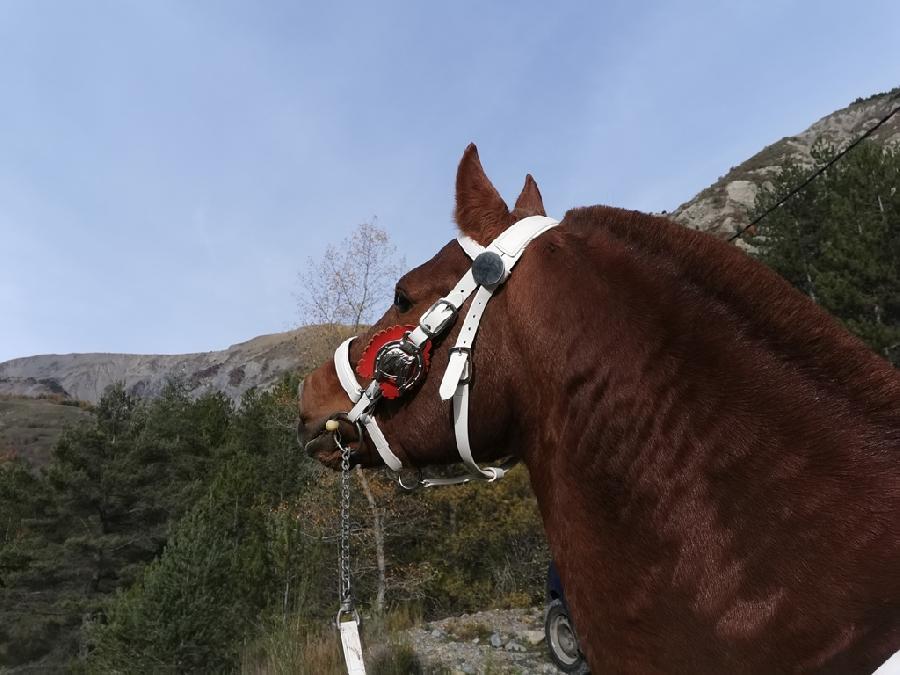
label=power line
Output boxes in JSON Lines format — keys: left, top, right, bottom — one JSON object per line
{"left": 728, "top": 94, "right": 900, "bottom": 243}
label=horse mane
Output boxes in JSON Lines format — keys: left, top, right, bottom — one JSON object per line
{"left": 560, "top": 205, "right": 899, "bottom": 423}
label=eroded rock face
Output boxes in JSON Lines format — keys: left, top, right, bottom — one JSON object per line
{"left": 0, "top": 377, "right": 68, "bottom": 399}
{"left": 0, "top": 328, "right": 319, "bottom": 403}
{"left": 669, "top": 89, "right": 900, "bottom": 238}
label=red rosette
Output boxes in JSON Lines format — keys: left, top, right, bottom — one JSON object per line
{"left": 357, "top": 325, "right": 431, "bottom": 399}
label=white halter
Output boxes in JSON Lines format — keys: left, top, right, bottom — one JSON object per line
{"left": 332, "top": 215, "right": 559, "bottom": 487}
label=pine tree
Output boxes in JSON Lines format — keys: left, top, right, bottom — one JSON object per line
{"left": 751, "top": 141, "right": 900, "bottom": 365}
{"left": 0, "top": 460, "right": 76, "bottom": 666}
{"left": 0, "top": 381, "right": 239, "bottom": 669}
{"left": 85, "top": 374, "right": 312, "bottom": 672}
{"left": 86, "top": 456, "right": 273, "bottom": 672}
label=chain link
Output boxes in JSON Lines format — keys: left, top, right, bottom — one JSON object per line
{"left": 337, "top": 432, "right": 353, "bottom": 610}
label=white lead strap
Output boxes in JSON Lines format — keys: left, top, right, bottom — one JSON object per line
{"left": 338, "top": 618, "right": 366, "bottom": 674}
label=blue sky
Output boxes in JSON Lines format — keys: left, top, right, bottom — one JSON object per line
{"left": 1, "top": 0, "right": 898, "bottom": 362}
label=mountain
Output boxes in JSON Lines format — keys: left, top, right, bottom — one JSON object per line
{"left": 0, "top": 328, "right": 319, "bottom": 404}
{"left": 670, "top": 88, "right": 900, "bottom": 237}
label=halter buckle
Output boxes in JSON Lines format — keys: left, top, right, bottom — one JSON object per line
{"left": 448, "top": 346, "right": 472, "bottom": 385}
{"left": 419, "top": 299, "right": 458, "bottom": 337}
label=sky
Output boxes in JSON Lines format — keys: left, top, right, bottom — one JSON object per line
{"left": 1, "top": 0, "right": 899, "bottom": 363}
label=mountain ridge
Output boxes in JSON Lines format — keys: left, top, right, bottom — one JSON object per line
{"left": 0, "top": 327, "right": 317, "bottom": 404}
{"left": 669, "top": 87, "right": 900, "bottom": 237}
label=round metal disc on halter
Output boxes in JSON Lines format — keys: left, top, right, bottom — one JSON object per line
{"left": 374, "top": 339, "right": 425, "bottom": 393}
{"left": 471, "top": 251, "right": 506, "bottom": 287}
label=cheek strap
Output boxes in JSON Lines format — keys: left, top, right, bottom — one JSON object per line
{"left": 334, "top": 337, "right": 404, "bottom": 471}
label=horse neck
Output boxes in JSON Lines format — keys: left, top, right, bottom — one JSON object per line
{"left": 504, "top": 220, "right": 899, "bottom": 669}
{"left": 507, "top": 217, "right": 897, "bottom": 509}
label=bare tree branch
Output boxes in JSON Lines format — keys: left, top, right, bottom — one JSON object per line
{"left": 295, "top": 218, "right": 404, "bottom": 364}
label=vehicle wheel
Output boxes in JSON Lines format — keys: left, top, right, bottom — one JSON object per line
{"left": 545, "top": 598, "right": 588, "bottom": 673}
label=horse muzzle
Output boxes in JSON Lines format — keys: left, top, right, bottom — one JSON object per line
{"left": 297, "top": 411, "right": 370, "bottom": 470}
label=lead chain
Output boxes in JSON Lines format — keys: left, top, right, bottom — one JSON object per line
{"left": 338, "top": 433, "right": 353, "bottom": 610}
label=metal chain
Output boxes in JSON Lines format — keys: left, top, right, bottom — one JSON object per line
{"left": 337, "top": 432, "right": 353, "bottom": 611}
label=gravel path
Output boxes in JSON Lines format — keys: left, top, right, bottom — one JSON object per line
{"left": 403, "top": 607, "right": 566, "bottom": 674}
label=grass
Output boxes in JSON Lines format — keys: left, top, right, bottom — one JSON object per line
{"left": 241, "top": 607, "right": 443, "bottom": 675}
{"left": 441, "top": 618, "right": 493, "bottom": 642}
{"left": 0, "top": 397, "right": 90, "bottom": 467}
{"left": 242, "top": 618, "right": 343, "bottom": 675}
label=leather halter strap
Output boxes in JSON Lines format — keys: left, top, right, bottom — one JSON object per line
{"left": 334, "top": 339, "right": 402, "bottom": 470}
{"left": 332, "top": 215, "right": 559, "bottom": 485}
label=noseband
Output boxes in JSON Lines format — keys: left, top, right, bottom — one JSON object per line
{"left": 332, "top": 215, "right": 559, "bottom": 488}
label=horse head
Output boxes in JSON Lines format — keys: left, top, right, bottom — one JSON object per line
{"left": 298, "top": 144, "right": 549, "bottom": 474}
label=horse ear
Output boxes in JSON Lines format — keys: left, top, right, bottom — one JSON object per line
{"left": 513, "top": 174, "right": 546, "bottom": 217}
{"left": 454, "top": 143, "right": 511, "bottom": 244}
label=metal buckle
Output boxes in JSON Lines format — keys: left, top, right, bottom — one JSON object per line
{"left": 336, "top": 605, "right": 361, "bottom": 626}
{"left": 396, "top": 468, "right": 425, "bottom": 492}
{"left": 363, "top": 380, "right": 381, "bottom": 402}
{"left": 419, "top": 298, "right": 458, "bottom": 337}
{"left": 448, "top": 346, "right": 472, "bottom": 384}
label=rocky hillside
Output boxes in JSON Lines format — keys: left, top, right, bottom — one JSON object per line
{"left": 0, "top": 397, "right": 91, "bottom": 467}
{"left": 0, "top": 328, "right": 319, "bottom": 404}
{"left": 670, "top": 88, "right": 900, "bottom": 237}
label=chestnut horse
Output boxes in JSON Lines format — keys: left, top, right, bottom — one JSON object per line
{"left": 298, "top": 145, "right": 900, "bottom": 673}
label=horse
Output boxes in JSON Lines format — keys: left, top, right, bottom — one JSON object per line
{"left": 298, "top": 144, "right": 900, "bottom": 673}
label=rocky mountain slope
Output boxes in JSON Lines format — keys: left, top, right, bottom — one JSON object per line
{"left": 670, "top": 88, "right": 900, "bottom": 237}
{"left": 0, "top": 328, "right": 318, "bottom": 404}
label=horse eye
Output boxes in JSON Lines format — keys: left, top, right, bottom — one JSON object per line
{"left": 394, "top": 290, "right": 412, "bottom": 313}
